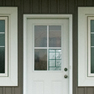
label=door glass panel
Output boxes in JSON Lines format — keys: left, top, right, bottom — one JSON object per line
{"left": 49, "top": 53, "right": 55, "bottom": 59}
{"left": 34, "top": 49, "right": 47, "bottom": 70}
{"left": 49, "top": 60, "right": 55, "bottom": 66}
{"left": 34, "top": 25, "right": 62, "bottom": 71}
{"left": 48, "top": 49, "right": 61, "bottom": 70}
{"left": 49, "top": 26, "right": 61, "bottom": 47}
{"left": 34, "top": 26, "right": 47, "bottom": 47}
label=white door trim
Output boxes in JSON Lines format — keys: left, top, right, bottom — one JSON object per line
{"left": 23, "top": 14, "right": 73, "bottom": 94}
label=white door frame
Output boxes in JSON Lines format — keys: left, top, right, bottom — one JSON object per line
{"left": 23, "top": 14, "right": 73, "bottom": 94}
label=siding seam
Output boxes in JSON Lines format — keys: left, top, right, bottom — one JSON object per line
{"left": 76, "top": 87, "right": 78, "bottom": 94}
{"left": 85, "top": 87, "right": 86, "bottom": 94}
{"left": 31, "top": 0, "right": 33, "bottom": 13}
{"left": 40, "top": 0, "right": 42, "bottom": 13}
{"left": 48, "top": 0, "right": 50, "bottom": 13}
{"left": 57, "top": 0, "right": 60, "bottom": 13}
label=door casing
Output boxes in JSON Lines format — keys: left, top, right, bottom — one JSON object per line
{"left": 23, "top": 14, "right": 73, "bottom": 94}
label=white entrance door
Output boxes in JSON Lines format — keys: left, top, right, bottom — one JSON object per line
{"left": 23, "top": 15, "right": 72, "bottom": 94}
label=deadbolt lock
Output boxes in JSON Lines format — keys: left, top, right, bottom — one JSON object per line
{"left": 64, "top": 68, "right": 68, "bottom": 71}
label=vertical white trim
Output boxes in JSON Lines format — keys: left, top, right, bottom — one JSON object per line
{"left": 88, "top": 17, "right": 91, "bottom": 76}
{"left": 23, "top": 15, "right": 27, "bottom": 94}
{"left": 23, "top": 14, "right": 73, "bottom": 94}
{"left": 68, "top": 15, "right": 73, "bottom": 94}
{"left": 47, "top": 25, "right": 49, "bottom": 70}
{"left": 0, "top": 7, "right": 18, "bottom": 86}
{"left": 33, "top": 25, "right": 35, "bottom": 71}
{"left": 78, "top": 7, "right": 94, "bottom": 86}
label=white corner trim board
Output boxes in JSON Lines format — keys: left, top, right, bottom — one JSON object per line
{"left": 23, "top": 14, "right": 73, "bottom": 94}
{"left": 0, "top": 7, "right": 18, "bottom": 86}
{"left": 78, "top": 7, "right": 94, "bottom": 86}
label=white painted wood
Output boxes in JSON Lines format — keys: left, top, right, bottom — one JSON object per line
{"left": 78, "top": 7, "right": 94, "bottom": 86}
{"left": 52, "top": 81, "right": 62, "bottom": 94}
{"left": 34, "top": 47, "right": 61, "bottom": 49}
{"left": 0, "top": 7, "right": 18, "bottom": 86}
{"left": 33, "top": 81, "right": 44, "bottom": 94}
{"left": 47, "top": 26, "right": 49, "bottom": 70}
{"left": 23, "top": 15, "right": 73, "bottom": 94}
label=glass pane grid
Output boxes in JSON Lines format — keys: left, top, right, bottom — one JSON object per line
{"left": 0, "top": 20, "right": 5, "bottom": 73}
{"left": 34, "top": 25, "right": 61, "bottom": 71}
{"left": 91, "top": 20, "right": 94, "bottom": 73}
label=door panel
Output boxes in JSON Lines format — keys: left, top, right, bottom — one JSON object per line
{"left": 26, "top": 18, "right": 69, "bottom": 94}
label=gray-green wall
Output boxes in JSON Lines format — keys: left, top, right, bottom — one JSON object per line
{"left": 0, "top": 0, "right": 94, "bottom": 94}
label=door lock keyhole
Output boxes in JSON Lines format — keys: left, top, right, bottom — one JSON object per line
{"left": 64, "top": 68, "right": 68, "bottom": 71}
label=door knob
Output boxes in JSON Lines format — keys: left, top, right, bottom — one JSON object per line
{"left": 64, "top": 75, "right": 68, "bottom": 78}
{"left": 64, "top": 68, "right": 68, "bottom": 71}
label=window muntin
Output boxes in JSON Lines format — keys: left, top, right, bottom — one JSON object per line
{"left": 34, "top": 25, "right": 62, "bottom": 71}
